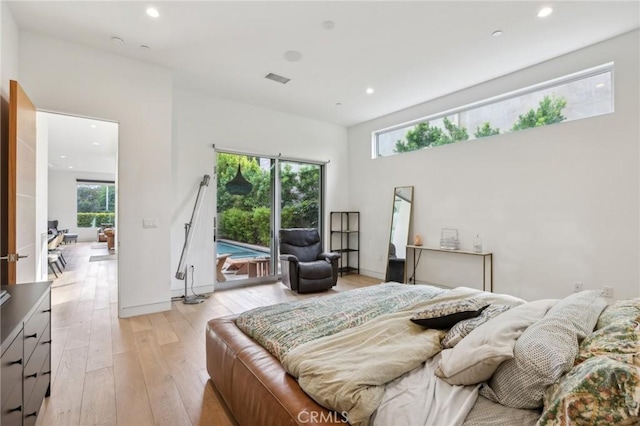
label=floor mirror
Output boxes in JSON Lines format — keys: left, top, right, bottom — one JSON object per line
{"left": 385, "top": 186, "right": 413, "bottom": 283}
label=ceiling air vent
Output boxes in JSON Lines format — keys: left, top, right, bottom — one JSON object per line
{"left": 265, "top": 73, "right": 291, "bottom": 84}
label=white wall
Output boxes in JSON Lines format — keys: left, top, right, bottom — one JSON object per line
{"left": 348, "top": 30, "right": 640, "bottom": 301}
{"left": 1, "top": 1, "right": 18, "bottom": 99}
{"left": 0, "top": 2, "right": 47, "bottom": 283}
{"left": 48, "top": 169, "right": 115, "bottom": 241}
{"left": 20, "top": 32, "right": 174, "bottom": 317}
{"left": 171, "top": 88, "right": 350, "bottom": 295}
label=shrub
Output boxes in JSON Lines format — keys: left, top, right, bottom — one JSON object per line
{"left": 77, "top": 212, "right": 115, "bottom": 228}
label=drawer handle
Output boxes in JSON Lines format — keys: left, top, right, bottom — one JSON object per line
{"left": 25, "top": 333, "right": 37, "bottom": 339}
{"left": 7, "top": 405, "right": 21, "bottom": 413}
{"left": 43, "top": 370, "right": 51, "bottom": 375}
{"left": 26, "top": 372, "right": 38, "bottom": 379}
{"left": 25, "top": 411, "right": 37, "bottom": 417}
{"left": 9, "top": 358, "right": 22, "bottom": 366}
{"left": 43, "top": 309, "right": 51, "bottom": 313}
{"left": 43, "top": 340, "right": 52, "bottom": 345}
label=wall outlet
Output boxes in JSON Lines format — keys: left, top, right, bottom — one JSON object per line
{"left": 573, "top": 281, "right": 583, "bottom": 292}
{"left": 602, "top": 286, "right": 614, "bottom": 298}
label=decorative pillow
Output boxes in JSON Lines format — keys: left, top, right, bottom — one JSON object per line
{"left": 441, "top": 304, "right": 511, "bottom": 349}
{"left": 538, "top": 356, "right": 640, "bottom": 425}
{"left": 596, "top": 297, "right": 640, "bottom": 330}
{"left": 480, "top": 290, "right": 607, "bottom": 409}
{"left": 410, "top": 298, "right": 489, "bottom": 329}
{"left": 435, "top": 299, "right": 558, "bottom": 386}
{"left": 575, "top": 319, "right": 640, "bottom": 366}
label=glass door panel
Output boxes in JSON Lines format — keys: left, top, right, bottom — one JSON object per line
{"left": 279, "top": 161, "right": 321, "bottom": 229}
{"left": 215, "top": 152, "right": 324, "bottom": 289}
{"left": 216, "top": 153, "right": 276, "bottom": 287}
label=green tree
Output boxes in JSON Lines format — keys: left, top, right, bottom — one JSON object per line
{"left": 280, "top": 163, "right": 298, "bottom": 207}
{"left": 394, "top": 118, "right": 468, "bottom": 152}
{"left": 252, "top": 207, "right": 271, "bottom": 246}
{"left": 217, "top": 154, "right": 322, "bottom": 246}
{"left": 474, "top": 122, "right": 501, "bottom": 139}
{"left": 439, "top": 117, "right": 468, "bottom": 146}
{"left": 216, "top": 153, "right": 267, "bottom": 212}
{"left": 296, "top": 166, "right": 320, "bottom": 227}
{"left": 511, "top": 95, "right": 567, "bottom": 131}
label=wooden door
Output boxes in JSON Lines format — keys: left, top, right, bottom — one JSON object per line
{"left": 1, "top": 80, "right": 37, "bottom": 284}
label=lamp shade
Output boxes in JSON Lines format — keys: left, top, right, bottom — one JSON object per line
{"left": 226, "top": 164, "right": 253, "bottom": 195}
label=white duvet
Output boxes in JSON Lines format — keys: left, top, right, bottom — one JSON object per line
{"left": 372, "top": 354, "right": 480, "bottom": 426}
{"left": 282, "top": 287, "right": 527, "bottom": 426}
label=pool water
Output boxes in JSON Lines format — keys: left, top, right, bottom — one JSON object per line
{"left": 217, "top": 241, "right": 269, "bottom": 259}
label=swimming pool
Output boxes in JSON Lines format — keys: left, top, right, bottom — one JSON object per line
{"left": 217, "top": 241, "right": 269, "bottom": 259}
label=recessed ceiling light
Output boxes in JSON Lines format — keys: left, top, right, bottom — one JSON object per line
{"left": 596, "top": 83, "right": 605, "bottom": 88}
{"left": 93, "top": 142, "right": 100, "bottom": 146}
{"left": 322, "top": 20, "right": 335, "bottom": 30}
{"left": 537, "top": 7, "right": 553, "bottom": 18}
{"left": 140, "top": 45, "right": 151, "bottom": 51}
{"left": 111, "top": 37, "right": 124, "bottom": 46}
{"left": 492, "top": 30, "right": 503, "bottom": 37}
{"left": 284, "top": 51, "right": 303, "bottom": 62}
{"left": 60, "top": 155, "right": 66, "bottom": 159}
{"left": 146, "top": 7, "right": 159, "bottom": 18}
{"left": 90, "top": 124, "right": 97, "bottom": 128}
{"left": 366, "top": 88, "right": 374, "bottom": 95}
{"left": 68, "top": 166, "right": 73, "bottom": 169}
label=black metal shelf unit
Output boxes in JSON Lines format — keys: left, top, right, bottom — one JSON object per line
{"left": 330, "top": 211, "right": 359, "bottom": 276}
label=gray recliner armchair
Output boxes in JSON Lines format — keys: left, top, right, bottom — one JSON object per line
{"left": 279, "top": 228, "right": 340, "bottom": 293}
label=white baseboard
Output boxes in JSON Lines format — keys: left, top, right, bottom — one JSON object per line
{"left": 358, "top": 268, "right": 385, "bottom": 281}
{"left": 119, "top": 300, "right": 172, "bottom": 318}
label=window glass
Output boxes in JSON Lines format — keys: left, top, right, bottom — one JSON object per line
{"left": 77, "top": 183, "right": 115, "bottom": 227}
{"left": 374, "top": 66, "right": 613, "bottom": 158}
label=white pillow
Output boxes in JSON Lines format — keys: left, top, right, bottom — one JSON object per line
{"left": 435, "top": 298, "right": 558, "bottom": 385}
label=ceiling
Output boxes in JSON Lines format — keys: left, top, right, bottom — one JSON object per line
{"left": 10, "top": 1, "right": 640, "bottom": 129}
{"left": 42, "top": 112, "right": 118, "bottom": 174}
{"left": 9, "top": 2, "right": 640, "bottom": 130}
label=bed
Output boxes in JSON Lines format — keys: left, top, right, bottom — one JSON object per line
{"left": 205, "top": 283, "right": 640, "bottom": 426}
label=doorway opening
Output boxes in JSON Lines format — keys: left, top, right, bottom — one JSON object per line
{"left": 39, "top": 111, "right": 118, "bottom": 289}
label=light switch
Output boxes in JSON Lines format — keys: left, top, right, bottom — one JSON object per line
{"left": 143, "top": 218, "right": 159, "bottom": 228}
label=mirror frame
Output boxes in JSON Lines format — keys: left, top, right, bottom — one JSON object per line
{"left": 385, "top": 186, "right": 414, "bottom": 283}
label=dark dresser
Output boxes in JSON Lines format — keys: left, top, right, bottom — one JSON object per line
{"left": 1, "top": 282, "right": 52, "bottom": 426}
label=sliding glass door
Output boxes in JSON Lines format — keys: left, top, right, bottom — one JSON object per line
{"left": 279, "top": 161, "right": 321, "bottom": 230}
{"left": 215, "top": 151, "right": 323, "bottom": 288}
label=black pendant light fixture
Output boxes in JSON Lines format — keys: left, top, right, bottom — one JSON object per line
{"left": 226, "top": 163, "right": 253, "bottom": 195}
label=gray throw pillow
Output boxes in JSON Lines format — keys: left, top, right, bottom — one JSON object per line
{"left": 480, "top": 290, "right": 606, "bottom": 409}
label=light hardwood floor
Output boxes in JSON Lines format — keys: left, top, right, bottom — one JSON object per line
{"left": 36, "top": 242, "right": 381, "bottom": 426}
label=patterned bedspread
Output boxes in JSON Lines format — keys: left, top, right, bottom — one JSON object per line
{"left": 235, "top": 283, "right": 445, "bottom": 361}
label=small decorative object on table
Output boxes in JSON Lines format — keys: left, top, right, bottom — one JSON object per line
{"left": 473, "top": 234, "right": 483, "bottom": 253}
{"left": 440, "top": 228, "right": 460, "bottom": 250}
{"left": 414, "top": 234, "right": 423, "bottom": 246}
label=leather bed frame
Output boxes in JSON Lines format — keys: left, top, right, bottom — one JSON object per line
{"left": 206, "top": 316, "right": 346, "bottom": 426}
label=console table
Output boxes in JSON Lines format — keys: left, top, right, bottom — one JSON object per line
{"left": 406, "top": 245, "right": 493, "bottom": 292}
{"left": 1, "top": 282, "right": 52, "bottom": 426}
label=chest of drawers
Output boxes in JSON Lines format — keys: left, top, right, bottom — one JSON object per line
{"left": 1, "top": 282, "right": 52, "bottom": 426}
